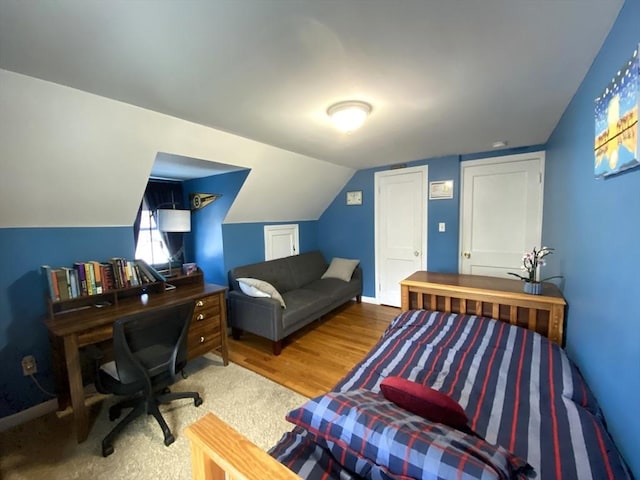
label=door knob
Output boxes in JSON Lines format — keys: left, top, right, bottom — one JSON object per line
{"left": 414, "top": 251, "right": 419, "bottom": 257}
{"left": 463, "top": 252, "right": 471, "bottom": 259}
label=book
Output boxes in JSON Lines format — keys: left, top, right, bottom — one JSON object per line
{"left": 74, "top": 262, "right": 88, "bottom": 296}
{"left": 90, "top": 261, "right": 103, "bottom": 294}
{"left": 134, "top": 259, "right": 154, "bottom": 283}
{"left": 68, "top": 268, "right": 79, "bottom": 298}
{"left": 55, "top": 269, "right": 70, "bottom": 301}
{"left": 110, "top": 257, "right": 127, "bottom": 289}
{"left": 84, "top": 263, "right": 95, "bottom": 295}
{"left": 41, "top": 265, "right": 56, "bottom": 301}
{"left": 126, "top": 261, "right": 141, "bottom": 286}
{"left": 62, "top": 267, "right": 75, "bottom": 299}
{"left": 135, "top": 259, "right": 166, "bottom": 282}
{"left": 100, "top": 262, "right": 114, "bottom": 292}
{"left": 51, "top": 269, "right": 60, "bottom": 301}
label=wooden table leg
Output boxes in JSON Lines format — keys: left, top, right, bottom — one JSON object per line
{"left": 63, "top": 334, "right": 89, "bottom": 443}
{"left": 220, "top": 298, "right": 229, "bottom": 366}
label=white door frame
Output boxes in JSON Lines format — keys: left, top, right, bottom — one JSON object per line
{"left": 374, "top": 165, "right": 428, "bottom": 304}
{"left": 458, "top": 151, "right": 545, "bottom": 273}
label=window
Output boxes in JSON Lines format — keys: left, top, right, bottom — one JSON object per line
{"left": 135, "top": 198, "right": 171, "bottom": 266}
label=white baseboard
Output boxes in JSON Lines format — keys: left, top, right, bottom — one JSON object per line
{"left": 0, "top": 399, "right": 59, "bottom": 432}
{"left": 361, "top": 296, "right": 378, "bottom": 304}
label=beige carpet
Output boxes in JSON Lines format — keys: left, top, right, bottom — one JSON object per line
{"left": 0, "top": 355, "right": 308, "bottom": 480}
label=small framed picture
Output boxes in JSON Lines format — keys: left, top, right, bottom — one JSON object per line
{"left": 429, "top": 180, "right": 454, "bottom": 200}
{"left": 182, "top": 263, "right": 198, "bottom": 275}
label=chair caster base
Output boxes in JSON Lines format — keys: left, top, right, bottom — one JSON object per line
{"left": 194, "top": 396, "right": 203, "bottom": 407}
{"left": 102, "top": 443, "right": 114, "bottom": 457}
{"left": 164, "top": 433, "right": 175, "bottom": 446}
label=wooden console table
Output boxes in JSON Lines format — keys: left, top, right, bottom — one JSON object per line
{"left": 400, "top": 271, "right": 566, "bottom": 346}
{"left": 45, "top": 274, "right": 228, "bottom": 443}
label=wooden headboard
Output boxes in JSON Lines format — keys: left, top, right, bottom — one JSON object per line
{"left": 400, "top": 271, "right": 566, "bottom": 346}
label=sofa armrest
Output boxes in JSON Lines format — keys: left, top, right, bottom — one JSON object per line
{"left": 228, "top": 290, "right": 285, "bottom": 341}
{"left": 352, "top": 266, "right": 363, "bottom": 281}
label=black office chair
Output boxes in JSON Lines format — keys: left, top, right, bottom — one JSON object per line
{"left": 90, "top": 302, "right": 203, "bottom": 457}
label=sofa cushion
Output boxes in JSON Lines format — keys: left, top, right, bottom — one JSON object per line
{"left": 321, "top": 257, "right": 360, "bottom": 282}
{"left": 281, "top": 289, "right": 331, "bottom": 329}
{"left": 288, "top": 251, "right": 329, "bottom": 289}
{"left": 237, "top": 279, "right": 271, "bottom": 298}
{"left": 304, "top": 278, "right": 359, "bottom": 302}
{"left": 232, "top": 257, "right": 296, "bottom": 293}
{"left": 237, "top": 277, "right": 286, "bottom": 308}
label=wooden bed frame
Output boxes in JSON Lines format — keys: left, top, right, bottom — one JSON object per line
{"left": 185, "top": 271, "right": 567, "bottom": 480}
{"left": 401, "top": 271, "right": 566, "bottom": 346}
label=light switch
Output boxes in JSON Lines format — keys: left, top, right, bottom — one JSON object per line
{"left": 438, "top": 222, "right": 446, "bottom": 232}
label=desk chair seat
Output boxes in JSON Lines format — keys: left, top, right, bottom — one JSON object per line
{"left": 91, "top": 302, "right": 202, "bottom": 457}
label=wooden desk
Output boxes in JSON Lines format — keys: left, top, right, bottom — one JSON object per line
{"left": 400, "top": 271, "right": 566, "bottom": 345}
{"left": 45, "top": 280, "right": 228, "bottom": 443}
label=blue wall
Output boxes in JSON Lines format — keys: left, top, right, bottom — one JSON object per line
{"left": 317, "top": 155, "right": 460, "bottom": 297}
{"left": 222, "top": 221, "right": 319, "bottom": 276}
{"left": 317, "top": 146, "right": 544, "bottom": 297}
{"left": 184, "top": 169, "right": 250, "bottom": 286}
{"left": 543, "top": 1, "right": 639, "bottom": 474}
{"left": 0, "top": 227, "right": 134, "bottom": 417}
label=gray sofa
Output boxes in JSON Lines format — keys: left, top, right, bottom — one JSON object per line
{"left": 227, "top": 251, "right": 362, "bottom": 355}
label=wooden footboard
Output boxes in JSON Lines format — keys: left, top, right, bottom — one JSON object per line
{"left": 185, "top": 412, "right": 301, "bottom": 480}
{"left": 400, "top": 271, "right": 566, "bottom": 346}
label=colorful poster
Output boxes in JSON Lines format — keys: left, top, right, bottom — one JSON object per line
{"left": 594, "top": 44, "right": 639, "bottom": 178}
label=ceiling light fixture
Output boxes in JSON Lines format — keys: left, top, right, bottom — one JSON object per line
{"left": 327, "top": 100, "right": 372, "bottom": 133}
{"left": 492, "top": 140, "right": 508, "bottom": 148}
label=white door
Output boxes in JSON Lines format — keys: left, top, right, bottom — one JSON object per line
{"left": 264, "top": 224, "right": 299, "bottom": 260}
{"left": 459, "top": 152, "right": 544, "bottom": 277}
{"left": 375, "top": 166, "right": 427, "bottom": 307}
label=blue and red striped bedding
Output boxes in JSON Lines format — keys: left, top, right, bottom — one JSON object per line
{"left": 270, "top": 310, "right": 631, "bottom": 479}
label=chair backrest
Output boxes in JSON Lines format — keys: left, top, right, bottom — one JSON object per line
{"left": 112, "top": 302, "right": 195, "bottom": 386}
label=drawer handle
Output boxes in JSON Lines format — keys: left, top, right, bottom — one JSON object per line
{"left": 199, "top": 336, "right": 205, "bottom": 343}
{"left": 196, "top": 300, "right": 204, "bottom": 307}
{"left": 197, "top": 313, "right": 205, "bottom": 321}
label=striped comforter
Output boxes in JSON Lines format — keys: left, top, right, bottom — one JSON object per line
{"left": 271, "top": 310, "right": 631, "bottom": 479}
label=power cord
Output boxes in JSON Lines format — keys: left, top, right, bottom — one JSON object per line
{"left": 28, "top": 373, "right": 56, "bottom": 398}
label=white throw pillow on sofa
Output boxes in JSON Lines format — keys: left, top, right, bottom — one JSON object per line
{"left": 321, "top": 258, "right": 360, "bottom": 282}
{"left": 237, "top": 277, "right": 286, "bottom": 308}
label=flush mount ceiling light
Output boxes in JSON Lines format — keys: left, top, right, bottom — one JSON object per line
{"left": 327, "top": 100, "right": 372, "bottom": 133}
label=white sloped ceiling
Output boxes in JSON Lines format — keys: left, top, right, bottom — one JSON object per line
{"left": 0, "top": 70, "right": 354, "bottom": 228}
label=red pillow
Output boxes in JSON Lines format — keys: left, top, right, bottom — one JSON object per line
{"left": 379, "top": 376, "right": 469, "bottom": 429}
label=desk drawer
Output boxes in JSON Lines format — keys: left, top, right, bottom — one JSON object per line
{"left": 188, "top": 332, "right": 222, "bottom": 359}
{"left": 192, "top": 306, "right": 220, "bottom": 325}
{"left": 194, "top": 294, "right": 221, "bottom": 314}
{"left": 188, "top": 292, "right": 224, "bottom": 360}
{"left": 188, "top": 320, "right": 222, "bottom": 359}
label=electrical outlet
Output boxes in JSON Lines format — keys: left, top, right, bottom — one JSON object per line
{"left": 22, "top": 355, "right": 37, "bottom": 376}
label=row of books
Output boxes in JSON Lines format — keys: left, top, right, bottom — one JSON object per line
{"left": 41, "top": 258, "right": 166, "bottom": 302}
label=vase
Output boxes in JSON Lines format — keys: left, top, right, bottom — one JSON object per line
{"left": 523, "top": 281, "right": 542, "bottom": 295}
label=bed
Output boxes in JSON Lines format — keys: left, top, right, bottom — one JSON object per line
{"left": 185, "top": 275, "right": 631, "bottom": 480}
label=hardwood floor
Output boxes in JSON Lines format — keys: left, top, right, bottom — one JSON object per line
{"left": 227, "top": 301, "right": 400, "bottom": 398}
